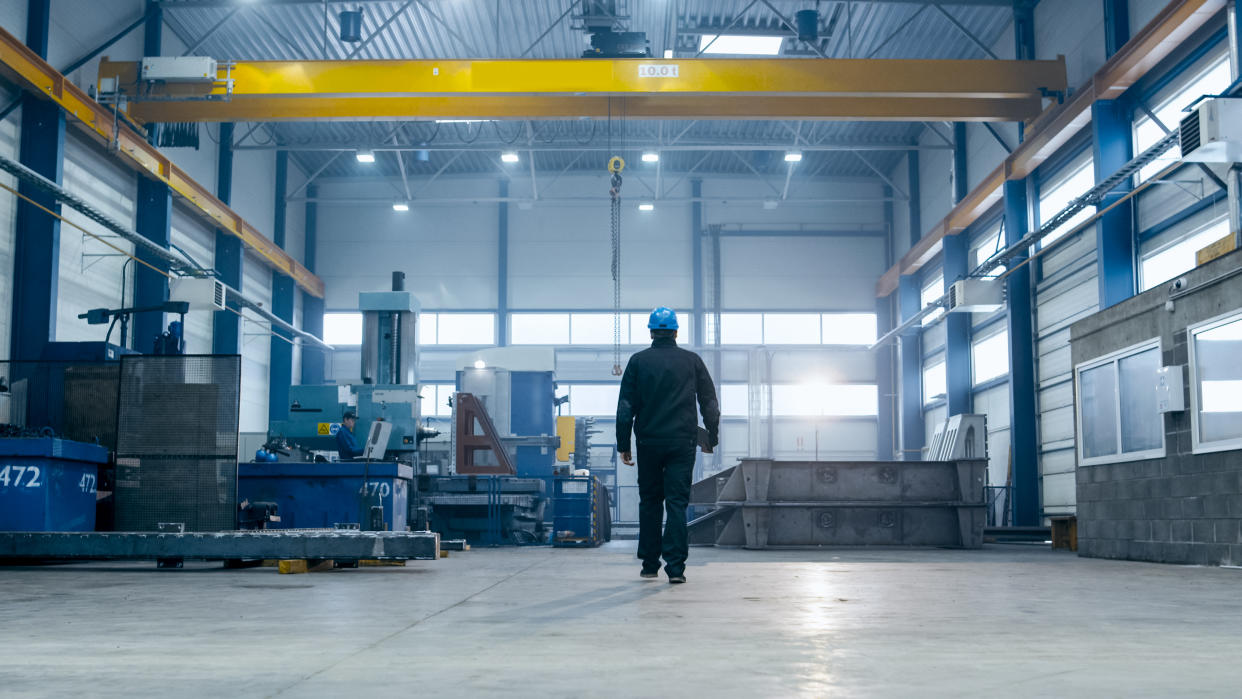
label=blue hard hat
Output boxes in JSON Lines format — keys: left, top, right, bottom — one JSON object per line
{"left": 647, "top": 307, "right": 679, "bottom": 330}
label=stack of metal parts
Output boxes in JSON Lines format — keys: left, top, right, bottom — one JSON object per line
{"left": 114, "top": 355, "right": 241, "bottom": 532}
{"left": 419, "top": 476, "right": 546, "bottom": 545}
{"left": 688, "top": 459, "right": 987, "bottom": 549}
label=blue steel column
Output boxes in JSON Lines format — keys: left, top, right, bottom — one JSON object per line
{"left": 1014, "top": 4, "right": 1036, "bottom": 142}
{"left": 212, "top": 122, "right": 242, "bottom": 354}
{"left": 943, "top": 234, "right": 972, "bottom": 416}
{"left": 876, "top": 185, "right": 896, "bottom": 461}
{"left": 10, "top": 0, "right": 63, "bottom": 362}
{"left": 497, "top": 179, "right": 508, "bottom": 346}
{"left": 1003, "top": 179, "right": 1039, "bottom": 526}
{"left": 1103, "top": 0, "right": 1130, "bottom": 58}
{"left": 907, "top": 151, "right": 921, "bottom": 247}
{"left": 300, "top": 183, "right": 325, "bottom": 385}
{"left": 269, "top": 151, "right": 293, "bottom": 422}
{"left": 692, "top": 179, "right": 703, "bottom": 344}
{"left": 132, "top": 0, "right": 173, "bottom": 351}
{"left": 897, "top": 276, "right": 924, "bottom": 460}
{"left": 1092, "top": 99, "right": 1136, "bottom": 308}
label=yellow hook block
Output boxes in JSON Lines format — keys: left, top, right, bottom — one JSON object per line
{"left": 608, "top": 156, "right": 625, "bottom": 174}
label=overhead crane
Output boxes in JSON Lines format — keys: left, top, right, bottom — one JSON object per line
{"left": 98, "top": 57, "right": 1068, "bottom": 123}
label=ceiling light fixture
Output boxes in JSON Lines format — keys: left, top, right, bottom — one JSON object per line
{"left": 501, "top": 152, "right": 520, "bottom": 163}
{"left": 392, "top": 201, "right": 410, "bottom": 212}
{"left": 355, "top": 149, "right": 375, "bottom": 163}
{"left": 784, "top": 151, "right": 803, "bottom": 163}
{"left": 698, "top": 35, "right": 783, "bottom": 56}
{"left": 642, "top": 152, "right": 659, "bottom": 163}
{"left": 638, "top": 203, "right": 654, "bottom": 211}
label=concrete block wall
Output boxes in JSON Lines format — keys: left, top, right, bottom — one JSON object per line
{"left": 1071, "top": 248, "right": 1242, "bottom": 566}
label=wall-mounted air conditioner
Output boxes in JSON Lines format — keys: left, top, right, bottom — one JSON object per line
{"left": 170, "top": 278, "right": 226, "bottom": 311}
{"left": 947, "top": 278, "right": 1004, "bottom": 314}
{"left": 1180, "top": 98, "right": 1242, "bottom": 163}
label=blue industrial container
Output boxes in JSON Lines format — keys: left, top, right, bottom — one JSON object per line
{"left": 0, "top": 438, "right": 107, "bottom": 532}
{"left": 552, "top": 476, "right": 610, "bottom": 547}
{"left": 237, "top": 462, "right": 411, "bottom": 531}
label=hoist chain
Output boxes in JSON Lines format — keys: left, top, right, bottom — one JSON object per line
{"left": 610, "top": 168, "right": 623, "bottom": 376}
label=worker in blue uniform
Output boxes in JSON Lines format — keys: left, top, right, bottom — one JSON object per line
{"left": 616, "top": 307, "right": 720, "bottom": 584}
{"left": 336, "top": 411, "right": 364, "bottom": 461}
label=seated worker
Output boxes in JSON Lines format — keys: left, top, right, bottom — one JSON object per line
{"left": 336, "top": 411, "right": 364, "bottom": 460}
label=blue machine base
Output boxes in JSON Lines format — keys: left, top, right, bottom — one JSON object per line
{"left": 0, "top": 438, "right": 107, "bottom": 532}
{"left": 238, "top": 461, "right": 411, "bottom": 531}
{"left": 552, "top": 476, "right": 609, "bottom": 548}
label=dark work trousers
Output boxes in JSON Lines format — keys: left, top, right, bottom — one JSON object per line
{"left": 636, "top": 441, "right": 696, "bottom": 576}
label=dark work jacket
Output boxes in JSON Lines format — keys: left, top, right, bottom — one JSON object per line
{"left": 616, "top": 336, "right": 720, "bottom": 453}
{"left": 336, "top": 425, "right": 363, "bottom": 460}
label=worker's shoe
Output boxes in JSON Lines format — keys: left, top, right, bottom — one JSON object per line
{"left": 640, "top": 566, "right": 659, "bottom": 579}
{"left": 668, "top": 574, "right": 687, "bottom": 584}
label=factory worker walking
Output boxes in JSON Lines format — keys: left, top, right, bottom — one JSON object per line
{"left": 616, "top": 307, "right": 720, "bottom": 584}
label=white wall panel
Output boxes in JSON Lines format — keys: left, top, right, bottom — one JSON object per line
{"left": 316, "top": 176, "right": 497, "bottom": 310}
{"left": 240, "top": 253, "right": 272, "bottom": 433}
{"left": 923, "top": 403, "right": 948, "bottom": 458}
{"left": 973, "top": 382, "right": 1011, "bottom": 490}
{"left": 1036, "top": 0, "right": 1106, "bottom": 90}
{"left": 169, "top": 204, "right": 215, "bottom": 354}
{"left": 918, "top": 129, "right": 954, "bottom": 239}
{"left": 509, "top": 174, "right": 691, "bottom": 310}
{"left": 58, "top": 135, "right": 135, "bottom": 343}
{"left": 719, "top": 236, "right": 885, "bottom": 310}
{"left": 890, "top": 154, "right": 912, "bottom": 260}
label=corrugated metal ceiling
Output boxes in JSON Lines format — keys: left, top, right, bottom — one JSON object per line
{"left": 160, "top": 1, "right": 1013, "bottom": 179}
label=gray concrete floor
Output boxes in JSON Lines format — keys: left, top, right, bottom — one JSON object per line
{"left": 1, "top": 543, "right": 1240, "bottom": 697}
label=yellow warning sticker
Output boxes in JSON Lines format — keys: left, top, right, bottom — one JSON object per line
{"left": 317, "top": 423, "right": 332, "bottom": 435}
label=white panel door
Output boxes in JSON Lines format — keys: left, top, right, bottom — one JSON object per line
{"left": 239, "top": 253, "right": 273, "bottom": 433}
{"left": 1034, "top": 239, "right": 1099, "bottom": 518}
{"left": 59, "top": 135, "right": 136, "bottom": 344}
{"left": 0, "top": 115, "right": 18, "bottom": 361}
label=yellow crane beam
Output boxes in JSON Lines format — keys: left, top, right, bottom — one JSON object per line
{"left": 0, "top": 26, "right": 324, "bottom": 298}
{"left": 100, "top": 57, "right": 1068, "bottom": 123}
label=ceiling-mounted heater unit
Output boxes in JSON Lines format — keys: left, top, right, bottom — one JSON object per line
{"left": 947, "top": 279, "right": 1004, "bottom": 314}
{"left": 1179, "top": 97, "right": 1242, "bottom": 163}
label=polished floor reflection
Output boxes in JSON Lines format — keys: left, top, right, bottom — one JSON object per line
{"left": 1, "top": 543, "right": 1239, "bottom": 697}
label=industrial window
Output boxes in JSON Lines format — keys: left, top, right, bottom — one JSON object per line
{"left": 822, "top": 313, "right": 877, "bottom": 345}
{"left": 1075, "top": 340, "right": 1165, "bottom": 466}
{"left": 434, "top": 313, "right": 495, "bottom": 345}
{"left": 569, "top": 313, "right": 615, "bottom": 344}
{"left": 1189, "top": 311, "right": 1242, "bottom": 453}
{"left": 1133, "top": 53, "right": 1232, "bottom": 183}
{"left": 970, "top": 224, "right": 1005, "bottom": 279}
{"left": 565, "top": 384, "right": 621, "bottom": 417}
{"left": 1139, "top": 217, "right": 1230, "bottom": 292}
{"left": 323, "top": 312, "right": 363, "bottom": 345}
{"left": 922, "top": 360, "right": 946, "bottom": 405}
{"left": 921, "top": 275, "right": 944, "bottom": 325}
{"left": 719, "top": 313, "right": 764, "bottom": 344}
{"left": 762, "top": 314, "right": 821, "bottom": 344}
{"left": 770, "top": 384, "right": 878, "bottom": 417}
{"left": 1038, "top": 157, "right": 1095, "bottom": 246}
{"left": 972, "top": 330, "right": 1009, "bottom": 385}
{"left": 511, "top": 313, "right": 569, "bottom": 345}
{"left": 418, "top": 384, "right": 454, "bottom": 417}
{"left": 714, "top": 313, "right": 876, "bottom": 345}
{"left": 720, "top": 384, "right": 749, "bottom": 417}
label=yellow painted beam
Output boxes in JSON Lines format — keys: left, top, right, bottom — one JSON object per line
{"left": 127, "top": 95, "right": 1045, "bottom": 123}
{"left": 0, "top": 27, "right": 324, "bottom": 298}
{"left": 103, "top": 57, "right": 1067, "bottom": 123}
